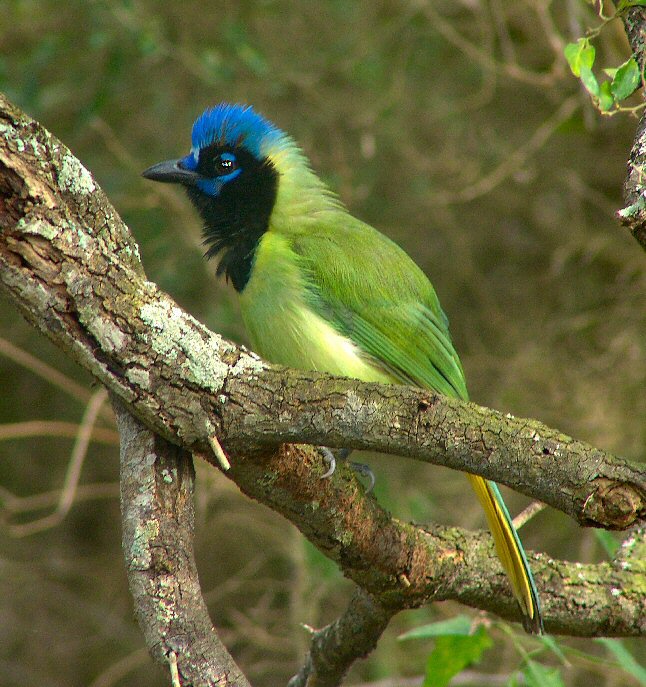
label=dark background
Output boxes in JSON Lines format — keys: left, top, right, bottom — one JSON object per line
{"left": 1, "top": 2, "right": 644, "bottom": 685}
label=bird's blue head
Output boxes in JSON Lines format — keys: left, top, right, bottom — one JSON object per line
{"left": 188, "top": 103, "right": 283, "bottom": 190}
{"left": 142, "top": 103, "right": 287, "bottom": 290}
{"left": 143, "top": 103, "right": 285, "bottom": 197}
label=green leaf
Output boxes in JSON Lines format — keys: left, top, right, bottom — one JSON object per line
{"left": 617, "top": 0, "right": 646, "bottom": 9}
{"left": 597, "top": 639, "right": 646, "bottom": 686}
{"left": 594, "top": 528, "right": 620, "bottom": 557}
{"left": 564, "top": 38, "right": 595, "bottom": 77}
{"left": 422, "top": 627, "right": 493, "bottom": 687}
{"left": 521, "top": 659, "right": 565, "bottom": 687}
{"left": 599, "top": 81, "right": 615, "bottom": 112}
{"left": 611, "top": 58, "right": 641, "bottom": 101}
{"left": 580, "top": 65, "right": 600, "bottom": 97}
{"left": 537, "top": 634, "right": 569, "bottom": 665}
{"left": 564, "top": 37, "right": 599, "bottom": 98}
{"left": 399, "top": 615, "right": 472, "bottom": 641}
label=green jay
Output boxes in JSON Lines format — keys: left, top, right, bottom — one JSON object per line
{"left": 142, "top": 103, "right": 543, "bottom": 633}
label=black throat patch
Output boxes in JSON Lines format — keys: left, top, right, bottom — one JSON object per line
{"left": 186, "top": 148, "right": 279, "bottom": 292}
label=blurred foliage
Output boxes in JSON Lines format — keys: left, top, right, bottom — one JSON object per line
{"left": 1, "top": 1, "right": 645, "bottom": 685}
{"left": 565, "top": 1, "right": 646, "bottom": 115}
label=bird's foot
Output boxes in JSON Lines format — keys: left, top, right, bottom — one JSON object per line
{"left": 349, "top": 460, "right": 376, "bottom": 493}
{"left": 319, "top": 447, "right": 375, "bottom": 492}
{"left": 319, "top": 447, "right": 339, "bottom": 479}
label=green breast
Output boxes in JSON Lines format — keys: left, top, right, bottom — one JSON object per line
{"left": 239, "top": 231, "right": 392, "bottom": 383}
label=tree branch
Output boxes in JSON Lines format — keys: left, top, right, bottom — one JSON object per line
{"left": 286, "top": 589, "right": 395, "bottom": 687}
{"left": 221, "top": 378, "right": 645, "bottom": 530}
{"left": 1, "top": 92, "right": 645, "bottom": 687}
{"left": 116, "top": 397, "right": 251, "bottom": 686}
{"left": 619, "top": 6, "right": 646, "bottom": 251}
{"left": 0, "top": 96, "right": 642, "bottom": 531}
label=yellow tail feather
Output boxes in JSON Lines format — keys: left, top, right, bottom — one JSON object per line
{"left": 467, "top": 474, "right": 543, "bottom": 633}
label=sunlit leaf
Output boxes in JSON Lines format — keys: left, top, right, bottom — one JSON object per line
{"left": 422, "top": 627, "right": 493, "bottom": 687}
{"left": 538, "top": 634, "right": 569, "bottom": 665}
{"left": 580, "top": 65, "right": 600, "bottom": 97}
{"left": 597, "top": 639, "right": 646, "bottom": 686}
{"left": 611, "top": 58, "right": 641, "bottom": 100}
{"left": 399, "top": 615, "right": 472, "bottom": 641}
{"left": 599, "top": 81, "right": 615, "bottom": 112}
{"left": 617, "top": 0, "right": 646, "bottom": 9}
{"left": 522, "top": 659, "right": 565, "bottom": 687}
{"left": 594, "top": 528, "right": 620, "bottom": 557}
{"left": 564, "top": 38, "right": 595, "bottom": 77}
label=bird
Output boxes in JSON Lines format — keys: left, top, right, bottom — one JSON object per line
{"left": 142, "top": 102, "right": 543, "bottom": 633}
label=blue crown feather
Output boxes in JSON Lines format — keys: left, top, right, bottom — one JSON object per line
{"left": 191, "top": 103, "right": 284, "bottom": 159}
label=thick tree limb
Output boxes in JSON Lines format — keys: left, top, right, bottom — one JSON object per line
{"left": 0, "top": 97, "right": 642, "bottom": 531}
{"left": 223, "top": 380, "right": 645, "bottom": 530}
{"left": 116, "top": 398, "right": 251, "bottom": 686}
{"left": 1, "top": 92, "right": 645, "bottom": 686}
{"left": 620, "top": 7, "right": 646, "bottom": 251}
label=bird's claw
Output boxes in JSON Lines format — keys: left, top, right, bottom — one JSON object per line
{"left": 349, "top": 461, "right": 376, "bottom": 493}
{"left": 320, "top": 447, "right": 336, "bottom": 479}
{"left": 318, "top": 447, "right": 375, "bottom": 492}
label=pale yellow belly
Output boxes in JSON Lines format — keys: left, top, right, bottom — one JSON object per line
{"left": 238, "top": 233, "right": 392, "bottom": 383}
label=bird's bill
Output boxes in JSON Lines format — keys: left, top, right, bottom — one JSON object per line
{"left": 141, "top": 158, "right": 199, "bottom": 185}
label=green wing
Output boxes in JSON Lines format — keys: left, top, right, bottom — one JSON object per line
{"left": 291, "top": 217, "right": 468, "bottom": 401}
{"left": 291, "top": 218, "right": 543, "bottom": 631}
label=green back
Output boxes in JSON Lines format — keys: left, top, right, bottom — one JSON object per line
{"left": 290, "top": 215, "right": 468, "bottom": 400}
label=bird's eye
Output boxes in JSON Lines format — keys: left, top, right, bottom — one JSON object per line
{"left": 214, "top": 152, "right": 238, "bottom": 176}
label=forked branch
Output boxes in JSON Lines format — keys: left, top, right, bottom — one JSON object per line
{"left": 1, "top": 93, "right": 645, "bottom": 687}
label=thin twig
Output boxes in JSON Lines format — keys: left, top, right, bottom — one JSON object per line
{"left": 422, "top": 3, "right": 564, "bottom": 87}
{"left": 288, "top": 589, "right": 395, "bottom": 687}
{"left": 513, "top": 501, "right": 547, "bottom": 530}
{"left": 7, "top": 387, "right": 108, "bottom": 537}
{"left": 87, "top": 648, "right": 150, "bottom": 687}
{"left": 431, "top": 96, "right": 580, "bottom": 205}
{"left": 0, "top": 336, "right": 115, "bottom": 424}
{"left": 0, "top": 482, "right": 118, "bottom": 516}
{"left": 0, "top": 419, "right": 119, "bottom": 444}
{"left": 207, "top": 421, "right": 231, "bottom": 471}
{"left": 169, "top": 652, "right": 181, "bottom": 687}
{"left": 0, "top": 335, "right": 91, "bottom": 403}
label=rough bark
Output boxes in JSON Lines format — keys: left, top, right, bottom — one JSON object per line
{"left": 620, "top": 6, "right": 646, "bottom": 250}
{"left": 117, "top": 398, "right": 251, "bottom": 687}
{"left": 1, "top": 93, "right": 645, "bottom": 687}
{"left": 286, "top": 590, "right": 395, "bottom": 687}
{"left": 0, "top": 96, "right": 642, "bottom": 530}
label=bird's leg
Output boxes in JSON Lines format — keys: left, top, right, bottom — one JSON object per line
{"left": 319, "top": 447, "right": 375, "bottom": 492}
{"left": 319, "top": 447, "right": 350, "bottom": 478}
{"left": 348, "top": 460, "right": 376, "bottom": 493}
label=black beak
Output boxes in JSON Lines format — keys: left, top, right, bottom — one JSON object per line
{"left": 141, "top": 158, "right": 199, "bottom": 186}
